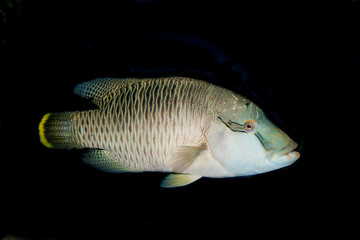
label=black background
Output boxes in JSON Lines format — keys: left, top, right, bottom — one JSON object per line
{"left": 0, "top": 0, "right": 358, "bottom": 238}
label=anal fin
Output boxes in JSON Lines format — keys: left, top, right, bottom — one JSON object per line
{"left": 83, "top": 149, "right": 142, "bottom": 173}
{"left": 160, "top": 174, "right": 201, "bottom": 188}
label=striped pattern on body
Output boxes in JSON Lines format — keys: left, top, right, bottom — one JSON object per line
{"left": 71, "top": 78, "right": 222, "bottom": 172}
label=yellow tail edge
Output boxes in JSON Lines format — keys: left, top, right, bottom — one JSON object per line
{"left": 39, "top": 113, "right": 53, "bottom": 148}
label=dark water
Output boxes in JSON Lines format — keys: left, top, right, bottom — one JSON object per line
{"left": 1, "top": 0, "right": 358, "bottom": 239}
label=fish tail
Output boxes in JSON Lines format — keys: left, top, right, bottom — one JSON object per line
{"left": 38, "top": 112, "right": 80, "bottom": 149}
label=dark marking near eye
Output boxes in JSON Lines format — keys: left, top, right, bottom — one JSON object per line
{"left": 218, "top": 116, "right": 245, "bottom": 133}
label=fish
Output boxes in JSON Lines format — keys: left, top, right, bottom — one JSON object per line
{"left": 38, "top": 77, "right": 300, "bottom": 188}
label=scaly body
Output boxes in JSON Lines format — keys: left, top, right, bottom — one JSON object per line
{"left": 39, "top": 77, "right": 300, "bottom": 187}
{"left": 72, "top": 78, "right": 222, "bottom": 173}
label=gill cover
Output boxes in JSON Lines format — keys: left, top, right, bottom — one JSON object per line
{"left": 217, "top": 91, "right": 298, "bottom": 161}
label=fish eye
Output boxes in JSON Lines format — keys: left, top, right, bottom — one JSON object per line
{"left": 244, "top": 120, "right": 256, "bottom": 133}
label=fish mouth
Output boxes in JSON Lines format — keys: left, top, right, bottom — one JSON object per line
{"left": 268, "top": 140, "right": 300, "bottom": 166}
{"left": 280, "top": 140, "right": 299, "bottom": 156}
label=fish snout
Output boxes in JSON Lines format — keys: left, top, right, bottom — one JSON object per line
{"left": 267, "top": 140, "right": 300, "bottom": 166}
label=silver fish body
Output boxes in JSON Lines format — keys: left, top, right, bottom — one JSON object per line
{"left": 39, "top": 77, "right": 300, "bottom": 187}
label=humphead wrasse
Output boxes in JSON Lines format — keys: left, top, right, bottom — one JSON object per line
{"left": 39, "top": 77, "right": 300, "bottom": 187}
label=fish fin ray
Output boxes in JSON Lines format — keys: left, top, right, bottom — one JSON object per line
{"left": 83, "top": 149, "right": 143, "bottom": 173}
{"left": 73, "top": 78, "right": 124, "bottom": 107}
{"left": 160, "top": 174, "right": 201, "bottom": 188}
{"left": 172, "top": 145, "right": 206, "bottom": 173}
{"left": 38, "top": 112, "right": 80, "bottom": 149}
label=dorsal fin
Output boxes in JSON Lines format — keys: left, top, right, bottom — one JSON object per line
{"left": 73, "top": 78, "right": 125, "bottom": 107}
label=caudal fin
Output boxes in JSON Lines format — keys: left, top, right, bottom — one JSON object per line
{"left": 38, "top": 112, "right": 79, "bottom": 149}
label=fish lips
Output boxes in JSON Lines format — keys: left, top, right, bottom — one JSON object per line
{"left": 267, "top": 140, "right": 300, "bottom": 166}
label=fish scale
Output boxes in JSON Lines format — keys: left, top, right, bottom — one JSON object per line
{"left": 68, "top": 78, "right": 217, "bottom": 171}
{"left": 38, "top": 77, "right": 300, "bottom": 187}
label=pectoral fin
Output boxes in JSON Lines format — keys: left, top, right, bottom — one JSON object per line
{"left": 172, "top": 145, "right": 206, "bottom": 173}
{"left": 160, "top": 174, "right": 201, "bottom": 188}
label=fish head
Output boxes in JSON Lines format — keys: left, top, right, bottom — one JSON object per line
{"left": 213, "top": 93, "right": 300, "bottom": 176}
